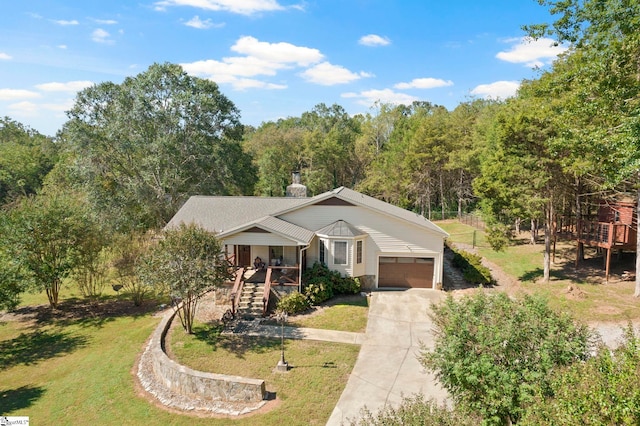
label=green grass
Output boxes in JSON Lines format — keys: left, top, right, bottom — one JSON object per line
{"left": 1, "top": 287, "right": 361, "bottom": 425}
{"left": 435, "top": 219, "right": 640, "bottom": 322}
{"left": 0, "top": 305, "right": 163, "bottom": 424}
{"left": 437, "top": 220, "right": 489, "bottom": 248}
{"left": 169, "top": 322, "right": 360, "bottom": 425}
{"left": 286, "top": 295, "right": 369, "bottom": 332}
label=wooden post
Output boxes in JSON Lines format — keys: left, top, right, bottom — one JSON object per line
{"left": 605, "top": 247, "right": 611, "bottom": 282}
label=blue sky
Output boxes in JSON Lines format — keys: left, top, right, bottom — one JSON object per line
{"left": 0, "top": 1, "right": 566, "bottom": 137}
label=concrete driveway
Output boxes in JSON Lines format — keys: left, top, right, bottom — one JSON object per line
{"left": 327, "top": 289, "right": 449, "bottom": 425}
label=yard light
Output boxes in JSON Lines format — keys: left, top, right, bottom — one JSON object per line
{"left": 276, "top": 310, "right": 289, "bottom": 372}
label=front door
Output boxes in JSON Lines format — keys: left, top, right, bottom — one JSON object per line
{"left": 237, "top": 245, "right": 251, "bottom": 267}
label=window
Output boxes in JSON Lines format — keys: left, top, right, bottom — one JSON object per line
{"left": 356, "top": 240, "right": 363, "bottom": 264}
{"left": 319, "top": 240, "right": 325, "bottom": 265}
{"left": 334, "top": 241, "right": 347, "bottom": 265}
{"left": 269, "top": 246, "right": 283, "bottom": 265}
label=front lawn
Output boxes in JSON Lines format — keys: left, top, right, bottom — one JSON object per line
{"left": 1, "top": 291, "right": 360, "bottom": 425}
{"left": 285, "top": 294, "right": 369, "bottom": 332}
{"left": 169, "top": 322, "right": 360, "bottom": 425}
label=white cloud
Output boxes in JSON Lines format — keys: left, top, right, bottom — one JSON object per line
{"left": 94, "top": 19, "right": 118, "bottom": 25}
{"left": 8, "top": 101, "right": 39, "bottom": 116}
{"left": 232, "top": 78, "right": 287, "bottom": 90}
{"left": 184, "top": 15, "right": 217, "bottom": 29}
{"left": 231, "top": 36, "right": 323, "bottom": 67}
{"left": 0, "top": 53, "right": 11, "bottom": 60}
{"left": 57, "top": 45, "right": 67, "bottom": 49}
{"left": 53, "top": 19, "right": 79, "bottom": 26}
{"left": 154, "top": 0, "right": 285, "bottom": 15}
{"left": 359, "top": 34, "right": 390, "bottom": 47}
{"left": 182, "top": 36, "right": 325, "bottom": 89}
{"left": 496, "top": 37, "right": 567, "bottom": 67}
{"left": 342, "top": 88, "right": 418, "bottom": 106}
{"left": 0, "top": 89, "right": 41, "bottom": 100}
{"left": 471, "top": 80, "right": 520, "bottom": 100}
{"left": 301, "top": 62, "right": 370, "bottom": 85}
{"left": 182, "top": 56, "right": 286, "bottom": 79}
{"left": 92, "top": 28, "right": 113, "bottom": 44}
{"left": 35, "top": 81, "right": 94, "bottom": 92}
{"left": 394, "top": 77, "right": 453, "bottom": 90}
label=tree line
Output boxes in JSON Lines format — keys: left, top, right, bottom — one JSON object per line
{"left": 2, "top": 0, "right": 640, "bottom": 311}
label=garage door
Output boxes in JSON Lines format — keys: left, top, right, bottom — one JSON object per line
{"left": 378, "top": 257, "right": 434, "bottom": 288}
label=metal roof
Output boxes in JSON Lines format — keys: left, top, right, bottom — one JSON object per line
{"left": 329, "top": 187, "right": 449, "bottom": 237}
{"left": 166, "top": 187, "right": 448, "bottom": 239}
{"left": 316, "top": 220, "right": 367, "bottom": 237}
{"left": 165, "top": 195, "right": 308, "bottom": 233}
{"left": 255, "top": 216, "right": 315, "bottom": 244}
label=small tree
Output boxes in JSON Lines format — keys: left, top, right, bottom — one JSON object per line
{"left": 139, "top": 223, "right": 228, "bottom": 333}
{"left": 0, "top": 246, "right": 26, "bottom": 311}
{"left": 2, "top": 192, "right": 101, "bottom": 308}
{"left": 112, "top": 233, "right": 152, "bottom": 306}
{"left": 421, "top": 292, "right": 593, "bottom": 425}
{"left": 72, "top": 224, "right": 110, "bottom": 300}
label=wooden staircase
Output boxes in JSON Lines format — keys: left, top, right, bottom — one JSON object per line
{"left": 236, "top": 282, "right": 265, "bottom": 319}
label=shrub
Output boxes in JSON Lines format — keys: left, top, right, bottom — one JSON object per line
{"left": 451, "top": 248, "right": 493, "bottom": 285}
{"left": 334, "top": 275, "right": 360, "bottom": 294}
{"left": 521, "top": 325, "right": 640, "bottom": 426}
{"left": 350, "top": 393, "right": 479, "bottom": 426}
{"left": 276, "top": 291, "right": 310, "bottom": 314}
{"left": 421, "top": 292, "right": 593, "bottom": 425}
{"left": 304, "top": 282, "right": 333, "bottom": 305}
{"left": 302, "top": 262, "right": 361, "bottom": 304}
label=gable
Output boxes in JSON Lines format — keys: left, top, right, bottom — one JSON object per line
{"left": 311, "top": 196, "right": 356, "bottom": 207}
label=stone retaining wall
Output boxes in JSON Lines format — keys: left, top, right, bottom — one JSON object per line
{"left": 149, "top": 309, "right": 266, "bottom": 403}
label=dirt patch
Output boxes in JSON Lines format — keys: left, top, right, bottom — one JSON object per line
{"left": 564, "top": 284, "right": 587, "bottom": 300}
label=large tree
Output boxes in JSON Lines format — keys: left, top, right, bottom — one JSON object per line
{"left": 64, "top": 62, "right": 256, "bottom": 231}
{"left": 0, "top": 117, "right": 56, "bottom": 206}
{"left": 474, "top": 94, "right": 570, "bottom": 282}
{"left": 526, "top": 0, "right": 640, "bottom": 294}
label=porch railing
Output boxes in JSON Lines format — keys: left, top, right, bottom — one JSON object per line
{"left": 577, "top": 220, "right": 636, "bottom": 247}
{"left": 230, "top": 267, "right": 245, "bottom": 316}
{"left": 263, "top": 268, "right": 272, "bottom": 317}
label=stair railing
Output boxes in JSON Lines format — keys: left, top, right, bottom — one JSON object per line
{"left": 231, "top": 267, "right": 245, "bottom": 316}
{"left": 263, "top": 267, "right": 273, "bottom": 317}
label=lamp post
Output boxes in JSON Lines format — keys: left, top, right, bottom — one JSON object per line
{"left": 276, "top": 311, "right": 289, "bottom": 372}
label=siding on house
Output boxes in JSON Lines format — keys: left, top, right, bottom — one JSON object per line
{"left": 280, "top": 205, "right": 445, "bottom": 287}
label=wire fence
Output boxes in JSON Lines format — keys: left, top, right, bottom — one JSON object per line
{"left": 459, "top": 213, "right": 486, "bottom": 230}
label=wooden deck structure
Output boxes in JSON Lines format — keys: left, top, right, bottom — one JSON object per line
{"left": 575, "top": 199, "right": 637, "bottom": 280}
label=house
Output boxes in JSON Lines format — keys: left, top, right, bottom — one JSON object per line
{"left": 166, "top": 176, "right": 448, "bottom": 292}
{"left": 575, "top": 197, "right": 637, "bottom": 280}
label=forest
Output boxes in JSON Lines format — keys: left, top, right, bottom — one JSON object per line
{"left": 1, "top": 0, "right": 640, "bottom": 307}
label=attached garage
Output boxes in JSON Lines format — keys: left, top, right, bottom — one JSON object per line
{"left": 378, "top": 256, "right": 434, "bottom": 288}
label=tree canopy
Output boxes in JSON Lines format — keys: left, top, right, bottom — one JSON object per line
{"left": 0, "top": 117, "right": 56, "bottom": 206}
{"left": 64, "top": 62, "right": 256, "bottom": 231}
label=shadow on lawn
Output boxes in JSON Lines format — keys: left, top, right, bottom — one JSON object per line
{"left": 519, "top": 247, "right": 636, "bottom": 284}
{"left": 192, "top": 324, "right": 280, "bottom": 359}
{"left": 0, "top": 329, "right": 88, "bottom": 369}
{"left": 0, "top": 385, "right": 46, "bottom": 413}
{"left": 10, "top": 297, "right": 157, "bottom": 329}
